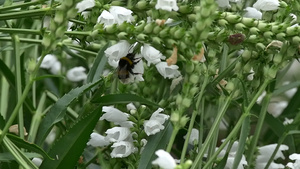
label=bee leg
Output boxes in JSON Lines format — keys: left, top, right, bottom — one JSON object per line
{"left": 133, "top": 57, "right": 142, "bottom": 64}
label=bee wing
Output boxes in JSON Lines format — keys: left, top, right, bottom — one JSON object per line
{"left": 118, "top": 64, "right": 129, "bottom": 79}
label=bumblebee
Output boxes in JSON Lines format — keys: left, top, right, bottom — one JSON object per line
{"left": 118, "top": 52, "right": 141, "bottom": 83}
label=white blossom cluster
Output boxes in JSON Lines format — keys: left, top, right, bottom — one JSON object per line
{"left": 87, "top": 104, "right": 169, "bottom": 158}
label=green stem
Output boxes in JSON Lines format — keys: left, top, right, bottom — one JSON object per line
{"left": 0, "top": 50, "right": 11, "bottom": 119}
{"left": 166, "top": 126, "right": 180, "bottom": 152}
{"left": 191, "top": 94, "right": 233, "bottom": 169}
{"left": 0, "top": 8, "right": 52, "bottom": 20}
{"left": 0, "top": 0, "right": 44, "bottom": 12}
{"left": 180, "top": 74, "right": 209, "bottom": 162}
{"left": 0, "top": 37, "right": 42, "bottom": 44}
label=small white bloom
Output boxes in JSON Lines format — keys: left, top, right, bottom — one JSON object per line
{"left": 253, "top": 0, "right": 280, "bottom": 11}
{"left": 144, "top": 108, "right": 169, "bottom": 136}
{"left": 97, "top": 10, "right": 115, "bottom": 27}
{"left": 76, "top": 0, "right": 95, "bottom": 13}
{"left": 150, "top": 108, "right": 169, "bottom": 124}
{"left": 105, "top": 40, "right": 131, "bottom": 62}
{"left": 109, "top": 6, "right": 134, "bottom": 25}
{"left": 111, "top": 141, "right": 135, "bottom": 158}
{"left": 39, "top": 54, "right": 58, "bottom": 69}
{"left": 155, "top": 0, "right": 179, "bottom": 11}
{"left": 105, "top": 127, "right": 131, "bottom": 142}
{"left": 268, "top": 100, "right": 288, "bottom": 117}
{"left": 126, "top": 103, "right": 136, "bottom": 111}
{"left": 155, "top": 62, "right": 181, "bottom": 79}
{"left": 87, "top": 132, "right": 110, "bottom": 147}
{"left": 287, "top": 153, "right": 300, "bottom": 169}
{"left": 244, "top": 7, "right": 262, "bottom": 19}
{"left": 100, "top": 106, "right": 129, "bottom": 123}
{"left": 184, "top": 128, "right": 199, "bottom": 145}
{"left": 216, "top": 0, "right": 230, "bottom": 8}
{"left": 118, "top": 121, "right": 134, "bottom": 128}
{"left": 283, "top": 118, "right": 294, "bottom": 125}
{"left": 32, "top": 158, "right": 43, "bottom": 167}
{"left": 247, "top": 67, "right": 255, "bottom": 81}
{"left": 49, "top": 61, "right": 61, "bottom": 74}
{"left": 152, "top": 149, "right": 176, "bottom": 169}
{"left": 141, "top": 44, "right": 166, "bottom": 66}
{"left": 257, "top": 91, "right": 266, "bottom": 104}
{"left": 225, "top": 152, "right": 248, "bottom": 169}
{"left": 256, "top": 144, "right": 288, "bottom": 169}
{"left": 66, "top": 66, "right": 87, "bottom": 82}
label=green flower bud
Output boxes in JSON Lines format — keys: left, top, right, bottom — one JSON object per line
{"left": 256, "top": 43, "right": 265, "bottom": 51}
{"left": 276, "top": 33, "right": 286, "bottom": 41}
{"left": 242, "top": 50, "right": 251, "bottom": 61}
{"left": 225, "top": 81, "right": 234, "bottom": 93}
{"left": 279, "top": 1, "right": 288, "bottom": 8}
{"left": 42, "top": 35, "right": 51, "bottom": 48}
{"left": 179, "top": 5, "right": 193, "bottom": 14}
{"left": 117, "top": 22, "right": 128, "bottom": 32}
{"left": 136, "top": 33, "right": 148, "bottom": 42}
{"left": 200, "top": 7, "right": 211, "bottom": 18}
{"left": 264, "top": 65, "right": 277, "bottom": 79}
{"left": 143, "top": 86, "right": 151, "bottom": 95}
{"left": 251, "top": 51, "right": 258, "bottom": 58}
{"left": 199, "top": 29, "right": 210, "bottom": 40}
{"left": 225, "top": 14, "right": 241, "bottom": 23}
{"left": 27, "top": 59, "right": 36, "bottom": 73}
{"left": 273, "top": 53, "right": 282, "bottom": 65}
{"left": 257, "top": 22, "right": 270, "bottom": 31}
{"left": 196, "top": 21, "right": 205, "bottom": 31}
{"left": 235, "top": 23, "right": 246, "bottom": 31}
{"left": 182, "top": 98, "right": 192, "bottom": 108}
{"left": 243, "top": 62, "right": 252, "bottom": 72}
{"left": 189, "top": 87, "right": 199, "bottom": 96}
{"left": 54, "top": 11, "right": 64, "bottom": 24}
{"left": 189, "top": 74, "right": 199, "bottom": 84}
{"left": 263, "top": 31, "right": 273, "bottom": 39}
{"left": 135, "top": 21, "right": 146, "bottom": 32}
{"left": 136, "top": 1, "right": 147, "bottom": 10}
{"left": 218, "top": 19, "right": 228, "bottom": 27}
{"left": 248, "top": 35, "right": 258, "bottom": 43}
{"left": 249, "top": 27, "right": 260, "bottom": 35}
{"left": 67, "top": 8, "right": 77, "bottom": 18}
{"left": 271, "top": 25, "right": 283, "bottom": 33}
{"left": 286, "top": 26, "right": 299, "bottom": 36}
{"left": 241, "top": 18, "right": 255, "bottom": 27}
{"left": 179, "top": 116, "right": 189, "bottom": 128}
{"left": 158, "top": 99, "right": 167, "bottom": 108}
{"left": 105, "top": 24, "right": 117, "bottom": 34}
{"left": 182, "top": 160, "right": 193, "bottom": 169}
{"left": 174, "top": 28, "right": 185, "bottom": 39}
{"left": 234, "top": 61, "right": 242, "bottom": 71}
{"left": 165, "top": 39, "right": 177, "bottom": 48}
{"left": 286, "top": 46, "right": 297, "bottom": 57}
{"left": 117, "top": 32, "right": 128, "bottom": 40}
{"left": 188, "top": 14, "right": 196, "bottom": 22}
{"left": 64, "top": 0, "right": 73, "bottom": 8}
{"left": 176, "top": 94, "right": 183, "bottom": 105}
{"left": 152, "top": 37, "right": 163, "bottom": 46}
{"left": 55, "top": 26, "right": 66, "bottom": 38}
{"left": 144, "top": 23, "right": 155, "bottom": 34}
{"left": 153, "top": 25, "right": 162, "bottom": 34}
{"left": 50, "top": 20, "right": 57, "bottom": 32}
{"left": 292, "top": 36, "right": 300, "bottom": 45}
{"left": 159, "top": 27, "right": 170, "bottom": 38}
{"left": 170, "top": 112, "right": 180, "bottom": 123}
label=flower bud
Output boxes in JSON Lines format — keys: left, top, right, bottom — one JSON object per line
{"left": 174, "top": 28, "right": 185, "bottom": 39}
{"left": 292, "top": 36, "right": 300, "bottom": 45}
{"left": 27, "top": 59, "right": 36, "bottom": 73}
{"left": 153, "top": 25, "right": 162, "bottom": 34}
{"left": 170, "top": 112, "right": 180, "bottom": 123}
{"left": 255, "top": 43, "right": 265, "bottom": 51}
{"left": 135, "top": 21, "right": 146, "bottom": 32}
{"left": 218, "top": 19, "right": 228, "bottom": 27}
{"left": 42, "top": 34, "right": 52, "bottom": 48}
{"left": 159, "top": 27, "right": 170, "bottom": 38}
{"left": 195, "top": 21, "right": 206, "bottom": 31}
{"left": 263, "top": 31, "right": 273, "bottom": 39}
{"left": 176, "top": 94, "right": 183, "bottom": 105}
{"left": 179, "top": 116, "right": 189, "bottom": 128}
{"left": 144, "top": 23, "right": 155, "bottom": 34}
{"left": 243, "top": 62, "right": 252, "bottom": 72}
{"left": 235, "top": 23, "right": 246, "bottom": 31}
{"left": 225, "top": 81, "right": 234, "bottom": 93}
{"left": 271, "top": 25, "right": 283, "bottom": 33}
{"left": 234, "top": 61, "right": 242, "bottom": 71}
{"left": 54, "top": 11, "right": 64, "bottom": 24}
{"left": 242, "top": 50, "right": 251, "bottom": 61}
{"left": 248, "top": 35, "right": 258, "bottom": 43}
{"left": 117, "top": 32, "right": 128, "bottom": 40}
{"left": 200, "top": 7, "right": 211, "bottom": 18}
{"left": 188, "top": 14, "right": 196, "bottom": 22}
{"left": 67, "top": 8, "right": 77, "bottom": 18}
{"left": 225, "top": 14, "right": 241, "bottom": 23}
{"left": 152, "top": 36, "right": 163, "bottom": 46}
{"left": 165, "top": 39, "right": 177, "bottom": 48}
{"left": 276, "top": 33, "right": 286, "bottom": 41}
{"left": 182, "top": 98, "right": 192, "bottom": 108}
{"left": 55, "top": 26, "right": 66, "bottom": 38}
{"left": 286, "top": 26, "right": 299, "bottom": 36}
{"left": 279, "top": 1, "right": 288, "bottom": 8}
{"left": 189, "top": 86, "right": 199, "bottom": 96}
{"left": 189, "top": 74, "right": 199, "bottom": 84}
{"left": 241, "top": 18, "right": 255, "bottom": 27}
{"left": 273, "top": 53, "right": 282, "bottom": 65}
{"left": 179, "top": 5, "right": 193, "bottom": 14}
{"left": 136, "top": 33, "right": 148, "bottom": 42}
{"left": 249, "top": 27, "right": 260, "bottom": 35}
{"left": 64, "top": 0, "right": 73, "bottom": 8}
{"left": 199, "top": 29, "right": 210, "bottom": 40}
{"left": 105, "top": 24, "right": 117, "bottom": 34}
{"left": 257, "top": 22, "right": 270, "bottom": 31}
{"left": 136, "top": 1, "right": 147, "bottom": 10}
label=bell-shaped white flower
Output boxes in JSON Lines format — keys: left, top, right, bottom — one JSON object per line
{"left": 150, "top": 108, "right": 169, "bottom": 124}
{"left": 155, "top": 62, "right": 181, "bottom": 79}
{"left": 141, "top": 44, "right": 166, "bottom": 66}
{"left": 283, "top": 118, "right": 294, "bottom": 125}
{"left": 66, "top": 66, "right": 87, "bottom": 82}
{"left": 144, "top": 108, "right": 169, "bottom": 136}
{"left": 87, "top": 132, "right": 110, "bottom": 147}
{"left": 49, "top": 61, "right": 61, "bottom": 75}
{"left": 126, "top": 103, "right": 136, "bottom": 111}
{"left": 184, "top": 128, "right": 199, "bottom": 145}
{"left": 216, "top": 0, "right": 230, "bottom": 8}
{"left": 255, "top": 144, "right": 288, "bottom": 169}
{"left": 253, "top": 0, "right": 280, "bottom": 11}
{"left": 97, "top": 10, "right": 115, "bottom": 27}
{"left": 110, "top": 141, "right": 135, "bottom": 158}
{"left": 100, "top": 106, "right": 129, "bottom": 123}
{"left": 287, "top": 153, "right": 300, "bottom": 169}
{"left": 155, "top": 0, "right": 179, "bottom": 11}
{"left": 105, "top": 127, "right": 131, "bottom": 142}
{"left": 152, "top": 149, "right": 176, "bottom": 169}
{"left": 76, "top": 0, "right": 95, "bottom": 13}
{"left": 267, "top": 100, "right": 288, "bottom": 117}
{"left": 109, "top": 6, "right": 134, "bottom": 25}
{"left": 105, "top": 40, "right": 131, "bottom": 62}
{"left": 244, "top": 7, "right": 262, "bottom": 19}
{"left": 39, "top": 54, "right": 58, "bottom": 69}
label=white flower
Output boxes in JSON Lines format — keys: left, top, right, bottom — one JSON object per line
{"left": 100, "top": 106, "right": 129, "bottom": 123}
{"left": 253, "top": 0, "right": 280, "bottom": 11}
{"left": 97, "top": 10, "right": 115, "bottom": 27}
{"left": 105, "top": 127, "right": 131, "bottom": 142}
{"left": 87, "top": 132, "right": 110, "bottom": 147}
{"left": 287, "top": 153, "right": 300, "bottom": 169}
{"left": 110, "top": 141, "right": 135, "bottom": 158}
{"left": 155, "top": 62, "right": 181, "bottom": 79}
{"left": 283, "top": 118, "right": 294, "bottom": 125}
{"left": 155, "top": 0, "right": 178, "bottom": 11}
{"left": 109, "top": 6, "right": 134, "bottom": 25}
{"left": 247, "top": 67, "right": 255, "bottom": 81}
{"left": 105, "top": 40, "right": 131, "bottom": 63}
{"left": 144, "top": 108, "right": 169, "bottom": 136}
{"left": 49, "top": 61, "right": 61, "bottom": 74}
{"left": 256, "top": 144, "right": 288, "bottom": 169}
{"left": 283, "top": 81, "right": 298, "bottom": 98}
{"left": 244, "top": 7, "right": 262, "bottom": 19}
{"left": 66, "top": 66, "right": 87, "bottom": 82}
{"left": 126, "top": 103, "right": 136, "bottom": 111}
{"left": 76, "top": 0, "right": 95, "bottom": 13}
{"left": 152, "top": 149, "right": 176, "bottom": 169}
{"left": 216, "top": 0, "right": 230, "bottom": 8}
{"left": 184, "top": 128, "right": 199, "bottom": 145}
{"left": 39, "top": 54, "right": 58, "bottom": 69}
{"left": 268, "top": 100, "right": 288, "bottom": 117}
{"left": 141, "top": 44, "right": 166, "bottom": 66}
{"left": 32, "top": 158, "right": 43, "bottom": 167}
{"left": 257, "top": 91, "right": 266, "bottom": 104}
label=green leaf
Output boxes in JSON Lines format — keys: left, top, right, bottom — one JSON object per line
{"left": 87, "top": 43, "right": 109, "bottom": 84}
{"left": 0, "top": 152, "right": 41, "bottom": 162}
{"left": 6, "top": 134, "right": 53, "bottom": 160}
{"left": 35, "top": 79, "right": 102, "bottom": 145}
{"left": 138, "top": 121, "right": 173, "bottom": 169}
{"left": 33, "top": 74, "right": 65, "bottom": 82}
{"left": 91, "top": 93, "right": 160, "bottom": 107}
{"left": 39, "top": 106, "right": 102, "bottom": 169}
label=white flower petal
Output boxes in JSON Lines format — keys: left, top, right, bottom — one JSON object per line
{"left": 76, "top": 0, "right": 95, "bottom": 13}
{"left": 244, "top": 7, "right": 262, "bottom": 19}
{"left": 39, "top": 54, "right": 58, "bottom": 69}
{"left": 150, "top": 108, "right": 169, "bottom": 124}
{"left": 155, "top": 0, "right": 179, "bottom": 11}
{"left": 216, "top": 0, "right": 230, "bottom": 8}
{"left": 126, "top": 103, "right": 136, "bottom": 111}
{"left": 87, "top": 132, "right": 110, "bottom": 147}
{"left": 152, "top": 149, "right": 176, "bottom": 169}
{"left": 32, "top": 158, "right": 43, "bottom": 167}
{"left": 109, "top": 6, "right": 134, "bottom": 25}
{"left": 100, "top": 106, "right": 129, "bottom": 123}
{"left": 144, "top": 119, "right": 165, "bottom": 136}
{"left": 111, "top": 141, "right": 135, "bottom": 158}
{"left": 155, "top": 62, "right": 181, "bottom": 79}
{"left": 253, "top": 0, "right": 279, "bottom": 11}
{"left": 50, "top": 61, "right": 61, "bottom": 74}
{"left": 290, "top": 153, "right": 300, "bottom": 160}
{"left": 141, "top": 44, "right": 166, "bottom": 66}
{"left": 283, "top": 118, "right": 294, "bottom": 125}
{"left": 105, "top": 127, "right": 131, "bottom": 142}
{"left": 267, "top": 101, "right": 288, "bottom": 117}
{"left": 66, "top": 66, "right": 87, "bottom": 82}
{"left": 105, "top": 40, "right": 131, "bottom": 61}
{"left": 256, "top": 144, "right": 288, "bottom": 163}
{"left": 97, "top": 10, "right": 115, "bottom": 27}
{"left": 184, "top": 128, "right": 199, "bottom": 145}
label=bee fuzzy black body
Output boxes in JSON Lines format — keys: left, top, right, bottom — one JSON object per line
{"left": 118, "top": 53, "right": 141, "bottom": 82}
